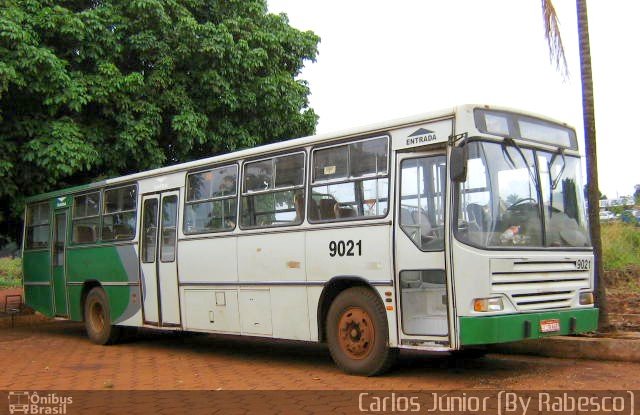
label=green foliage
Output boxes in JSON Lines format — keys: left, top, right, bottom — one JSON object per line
{"left": 0, "top": 257, "right": 22, "bottom": 288}
{"left": 0, "top": 0, "right": 319, "bottom": 242}
{"left": 602, "top": 222, "right": 640, "bottom": 271}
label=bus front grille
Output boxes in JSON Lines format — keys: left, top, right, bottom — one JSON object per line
{"left": 490, "top": 259, "right": 591, "bottom": 311}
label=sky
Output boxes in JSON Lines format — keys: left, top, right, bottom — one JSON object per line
{"left": 267, "top": 0, "right": 640, "bottom": 199}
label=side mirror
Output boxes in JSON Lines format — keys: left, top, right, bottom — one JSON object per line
{"left": 450, "top": 145, "right": 468, "bottom": 182}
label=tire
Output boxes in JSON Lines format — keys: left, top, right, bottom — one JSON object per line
{"left": 84, "top": 287, "right": 122, "bottom": 345}
{"left": 326, "top": 286, "right": 397, "bottom": 376}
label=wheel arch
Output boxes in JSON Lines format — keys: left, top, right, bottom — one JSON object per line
{"left": 316, "top": 276, "right": 386, "bottom": 343}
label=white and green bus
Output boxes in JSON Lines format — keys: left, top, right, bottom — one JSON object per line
{"left": 22, "top": 104, "right": 597, "bottom": 375}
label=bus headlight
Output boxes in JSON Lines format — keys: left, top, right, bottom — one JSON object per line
{"left": 579, "top": 292, "right": 594, "bottom": 305}
{"left": 473, "top": 297, "right": 504, "bottom": 312}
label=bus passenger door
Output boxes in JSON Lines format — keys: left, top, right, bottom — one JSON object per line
{"left": 139, "top": 191, "right": 181, "bottom": 327}
{"left": 394, "top": 152, "right": 450, "bottom": 344}
{"left": 51, "top": 209, "right": 69, "bottom": 316}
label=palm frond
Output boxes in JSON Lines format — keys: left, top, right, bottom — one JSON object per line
{"left": 541, "top": 0, "right": 569, "bottom": 79}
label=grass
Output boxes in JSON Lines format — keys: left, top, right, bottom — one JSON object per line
{"left": 601, "top": 222, "right": 640, "bottom": 272}
{"left": 0, "top": 257, "right": 22, "bottom": 288}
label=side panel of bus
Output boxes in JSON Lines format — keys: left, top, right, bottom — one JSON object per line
{"left": 66, "top": 244, "right": 142, "bottom": 325}
{"left": 23, "top": 249, "right": 53, "bottom": 317}
{"left": 306, "top": 224, "right": 396, "bottom": 344}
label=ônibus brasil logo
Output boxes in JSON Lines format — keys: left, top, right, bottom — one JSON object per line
{"left": 406, "top": 128, "right": 437, "bottom": 146}
{"left": 8, "top": 391, "right": 73, "bottom": 414}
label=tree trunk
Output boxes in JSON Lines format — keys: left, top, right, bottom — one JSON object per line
{"left": 576, "top": 0, "right": 608, "bottom": 330}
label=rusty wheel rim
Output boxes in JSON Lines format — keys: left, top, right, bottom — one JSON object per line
{"left": 337, "top": 307, "right": 375, "bottom": 360}
{"left": 89, "top": 300, "right": 105, "bottom": 333}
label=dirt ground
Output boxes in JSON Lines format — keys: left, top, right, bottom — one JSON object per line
{"left": 3, "top": 286, "right": 640, "bottom": 414}
{"left": 0, "top": 320, "right": 639, "bottom": 391}
{"left": 605, "top": 267, "right": 640, "bottom": 331}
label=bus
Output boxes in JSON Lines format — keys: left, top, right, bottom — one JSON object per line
{"left": 21, "top": 104, "right": 598, "bottom": 375}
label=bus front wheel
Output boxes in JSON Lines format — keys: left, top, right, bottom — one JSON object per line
{"left": 326, "top": 287, "right": 396, "bottom": 376}
{"left": 84, "top": 287, "right": 121, "bottom": 345}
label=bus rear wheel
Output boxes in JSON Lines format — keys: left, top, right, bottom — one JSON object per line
{"left": 326, "top": 287, "right": 396, "bottom": 376}
{"left": 84, "top": 287, "right": 121, "bottom": 345}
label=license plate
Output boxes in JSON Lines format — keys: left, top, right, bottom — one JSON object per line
{"left": 540, "top": 319, "right": 561, "bottom": 333}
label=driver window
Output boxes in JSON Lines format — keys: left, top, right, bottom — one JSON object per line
{"left": 399, "top": 155, "right": 446, "bottom": 251}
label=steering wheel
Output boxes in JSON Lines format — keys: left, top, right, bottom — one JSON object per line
{"left": 508, "top": 198, "right": 536, "bottom": 210}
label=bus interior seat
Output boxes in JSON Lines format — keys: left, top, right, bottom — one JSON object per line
{"left": 308, "top": 198, "right": 319, "bottom": 221}
{"left": 102, "top": 226, "right": 114, "bottom": 241}
{"left": 293, "top": 193, "right": 305, "bottom": 222}
{"left": 400, "top": 207, "right": 414, "bottom": 225}
{"left": 74, "top": 225, "right": 96, "bottom": 243}
{"left": 114, "top": 224, "right": 132, "bottom": 240}
{"left": 401, "top": 207, "right": 434, "bottom": 245}
{"left": 335, "top": 204, "right": 356, "bottom": 218}
{"left": 319, "top": 199, "right": 336, "bottom": 220}
{"left": 411, "top": 209, "right": 433, "bottom": 236}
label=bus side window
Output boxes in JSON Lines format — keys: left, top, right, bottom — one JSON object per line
{"left": 184, "top": 165, "right": 238, "bottom": 234}
{"left": 102, "top": 184, "right": 137, "bottom": 241}
{"left": 310, "top": 136, "right": 389, "bottom": 222}
{"left": 25, "top": 202, "right": 50, "bottom": 250}
{"left": 240, "top": 152, "right": 305, "bottom": 229}
{"left": 72, "top": 192, "right": 101, "bottom": 244}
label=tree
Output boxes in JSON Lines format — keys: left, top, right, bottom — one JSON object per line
{"left": 634, "top": 185, "right": 640, "bottom": 205}
{"left": 540, "top": 0, "right": 608, "bottom": 329}
{"left": 0, "top": 0, "right": 319, "bottom": 244}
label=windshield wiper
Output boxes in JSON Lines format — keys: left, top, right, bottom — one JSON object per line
{"left": 549, "top": 149, "right": 566, "bottom": 190}
{"left": 501, "top": 138, "right": 539, "bottom": 190}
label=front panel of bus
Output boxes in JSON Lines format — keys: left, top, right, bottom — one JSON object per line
{"left": 449, "top": 106, "right": 598, "bottom": 349}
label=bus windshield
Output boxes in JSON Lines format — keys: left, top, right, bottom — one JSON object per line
{"left": 455, "top": 141, "right": 590, "bottom": 248}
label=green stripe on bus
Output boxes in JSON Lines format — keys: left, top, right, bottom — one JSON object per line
{"left": 67, "top": 245, "right": 136, "bottom": 284}
{"left": 459, "top": 308, "right": 599, "bottom": 345}
{"left": 103, "top": 285, "right": 136, "bottom": 324}
{"left": 65, "top": 245, "right": 139, "bottom": 323}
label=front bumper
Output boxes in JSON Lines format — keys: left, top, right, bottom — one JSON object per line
{"left": 459, "top": 308, "right": 599, "bottom": 346}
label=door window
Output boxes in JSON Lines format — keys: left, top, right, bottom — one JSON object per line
{"left": 399, "top": 155, "right": 446, "bottom": 251}
{"left": 141, "top": 199, "right": 159, "bottom": 263}
{"left": 160, "top": 196, "right": 178, "bottom": 262}
{"left": 53, "top": 213, "right": 66, "bottom": 266}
